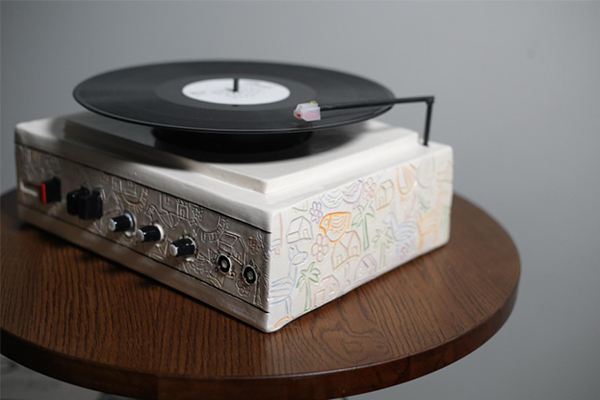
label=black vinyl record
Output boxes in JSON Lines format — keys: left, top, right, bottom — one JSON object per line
{"left": 73, "top": 61, "right": 394, "bottom": 134}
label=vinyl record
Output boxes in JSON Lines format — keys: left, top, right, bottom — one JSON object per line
{"left": 73, "top": 61, "right": 394, "bottom": 134}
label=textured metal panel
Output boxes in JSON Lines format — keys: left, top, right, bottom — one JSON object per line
{"left": 15, "top": 145, "right": 270, "bottom": 311}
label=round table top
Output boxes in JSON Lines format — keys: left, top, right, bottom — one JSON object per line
{"left": 1, "top": 191, "right": 519, "bottom": 400}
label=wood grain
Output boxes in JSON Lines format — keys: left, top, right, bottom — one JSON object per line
{"left": 0, "top": 191, "right": 519, "bottom": 400}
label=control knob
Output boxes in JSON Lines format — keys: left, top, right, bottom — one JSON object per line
{"left": 169, "top": 238, "right": 196, "bottom": 258}
{"left": 108, "top": 214, "right": 133, "bottom": 232}
{"left": 77, "top": 190, "right": 103, "bottom": 220}
{"left": 136, "top": 225, "right": 163, "bottom": 243}
{"left": 66, "top": 187, "right": 89, "bottom": 215}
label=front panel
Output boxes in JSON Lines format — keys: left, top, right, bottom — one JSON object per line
{"left": 15, "top": 144, "right": 271, "bottom": 311}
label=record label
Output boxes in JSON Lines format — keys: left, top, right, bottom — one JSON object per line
{"left": 182, "top": 78, "right": 291, "bottom": 105}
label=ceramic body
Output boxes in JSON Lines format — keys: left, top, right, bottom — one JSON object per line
{"left": 15, "top": 114, "right": 453, "bottom": 332}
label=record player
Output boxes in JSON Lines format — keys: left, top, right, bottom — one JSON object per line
{"left": 14, "top": 61, "right": 453, "bottom": 332}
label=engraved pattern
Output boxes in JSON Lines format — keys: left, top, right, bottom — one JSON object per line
{"left": 16, "top": 143, "right": 453, "bottom": 331}
{"left": 15, "top": 145, "right": 270, "bottom": 310}
{"left": 267, "top": 147, "right": 453, "bottom": 330}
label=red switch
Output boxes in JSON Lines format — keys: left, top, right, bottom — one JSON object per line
{"left": 39, "top": 177, "right": 61, "bottom": 204}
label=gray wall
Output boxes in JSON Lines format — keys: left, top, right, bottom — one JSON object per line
{"left": 2, "top": 2, "right": 599, "bottom": 399}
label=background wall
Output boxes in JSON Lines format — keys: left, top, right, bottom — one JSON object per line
{"left": 2, "top": 2, "right": 599, "bottom": 399}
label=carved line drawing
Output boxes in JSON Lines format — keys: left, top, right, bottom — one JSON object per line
{"left": 331, "top": 231, "right": 361, "bottom": 271}
{"left": 296, "top": 261, "right": 321, "bottom": 312}
{"left": 268, "top": 245, "right": 307, "bottom": 314}
{"left": 319, "top": 212, "right": 351, "bottom": 243}
{"left": 17, "top": 147, "right": 270, "bottom": 309}
{"left": 287, "top": 216, "right": 313, "bottom": 243}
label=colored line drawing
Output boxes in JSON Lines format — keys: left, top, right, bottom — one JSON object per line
{"left": 268, "top": 245, "right": 307, "bottom": 314}
{"left": 319, "top": 212, "right": 351, "bottom": 242}
{"left": 417, "top": 156, "right": 436, "bottom": 188}
{"left": 311, "top": 233, "right": 330, "bottom": 262}
{"left": 313, "top": 275, "right": 340, "bottom": 308}
{"left": 309, "top": 201, "right": 324, "bottom": 223}
{"left": 383, "top": 213, "right": 419, "bottom": 244}
{"left": 331, "top": 231, "right": 362, "bottom": 270}
{"left": 403, "top": 191, "right": 419, "bottom": 220}
{"left": 286, "top": 216, "right": 313, "bottom": 243}
{"left": 342, "top": 180, "right": 363, "bottom": 205}
{"left": 436, "top": 160, "right": 453, "bottom": 184}
{"left": 296, "top": 261, "right": 321, "bottom": 312}
{"left": 273, "top": 315, "right": 293, "bottom": 330}
{"left": 351, "top": 200, "right": 375, "bottom": 251}
{"left": 362, "top": 177, "right": 377, "bottom": 203}
{"left": 417, "top": 189, "right": 449, "bottom": 251}
{"left": 372, "top": 225, "right": 394, "bottom": 267}
{"left": 396, "top": 241, "right": 416, "bottom": 263}
{"left": 418, "top": 193, "right": 432, "bottom": 214}
{"left": 321, "top": 187, "right": 343, "bottom": 209}
{"left": 375, "top": 180, "right": 395, "bottom": 210}
{"left": 354, "top": 254, "right": 378, "bottom": 285}
{"left": 396, "top": 164, "right": 417, "bottom": 198}
{"left": 417, "top": 209, "right": 441, "bottom": 251}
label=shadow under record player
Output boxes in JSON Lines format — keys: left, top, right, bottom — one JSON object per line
{"left": 14, "top": 61, "right": 453, "bottom": 332}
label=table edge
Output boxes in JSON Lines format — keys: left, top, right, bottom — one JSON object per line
{"left": 0, "top": 191, "right": 521, "bottom": 400}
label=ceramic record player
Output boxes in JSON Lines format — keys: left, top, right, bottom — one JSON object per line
{"left": 14, "top": 61, "right": 453, "bottom": 332}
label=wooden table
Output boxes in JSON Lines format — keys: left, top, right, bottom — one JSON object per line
{"left": 1, "top": 191, "right": 519, "bottom": 400}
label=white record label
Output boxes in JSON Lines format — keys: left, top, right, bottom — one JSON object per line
{"left": 182, "top": 78, "right": 291, "bottom": 105}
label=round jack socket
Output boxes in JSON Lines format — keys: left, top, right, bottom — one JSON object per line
{"left": 217, "top": 255, "right": 232, "bottom": 274}
{"left": 243, "top": 266, "right": 257, "bottom": 285}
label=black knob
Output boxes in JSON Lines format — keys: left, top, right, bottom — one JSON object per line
{"left": 39, "top": 177, "right": 61, "bottom": 204}
{"left": 78, "top": 190, "right": 102, "bottom": 220}
{"left": 66, "top": 187, "right": 89, "bottom": 215}
{"left": 217, "top": 255, "right": 232, "bottom": 274}
{"left": 169, "top": 238, "right": 196, "bottom": 258}
{"left": 243, "top": 266, "right": 257, "bottom": 284}
{"left": 108, "top": 214, "right": 133, "bottom": 232}
{"left": 136, "top": 225, "right": 163, "bottom": 243}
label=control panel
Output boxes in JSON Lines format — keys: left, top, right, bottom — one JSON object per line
{"left": 15, "top": 145, "right": 270, "bottom": 309}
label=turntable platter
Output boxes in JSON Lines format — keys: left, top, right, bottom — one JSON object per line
{"left": 73, "top": 61, "right": 394, "bottom": 134}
